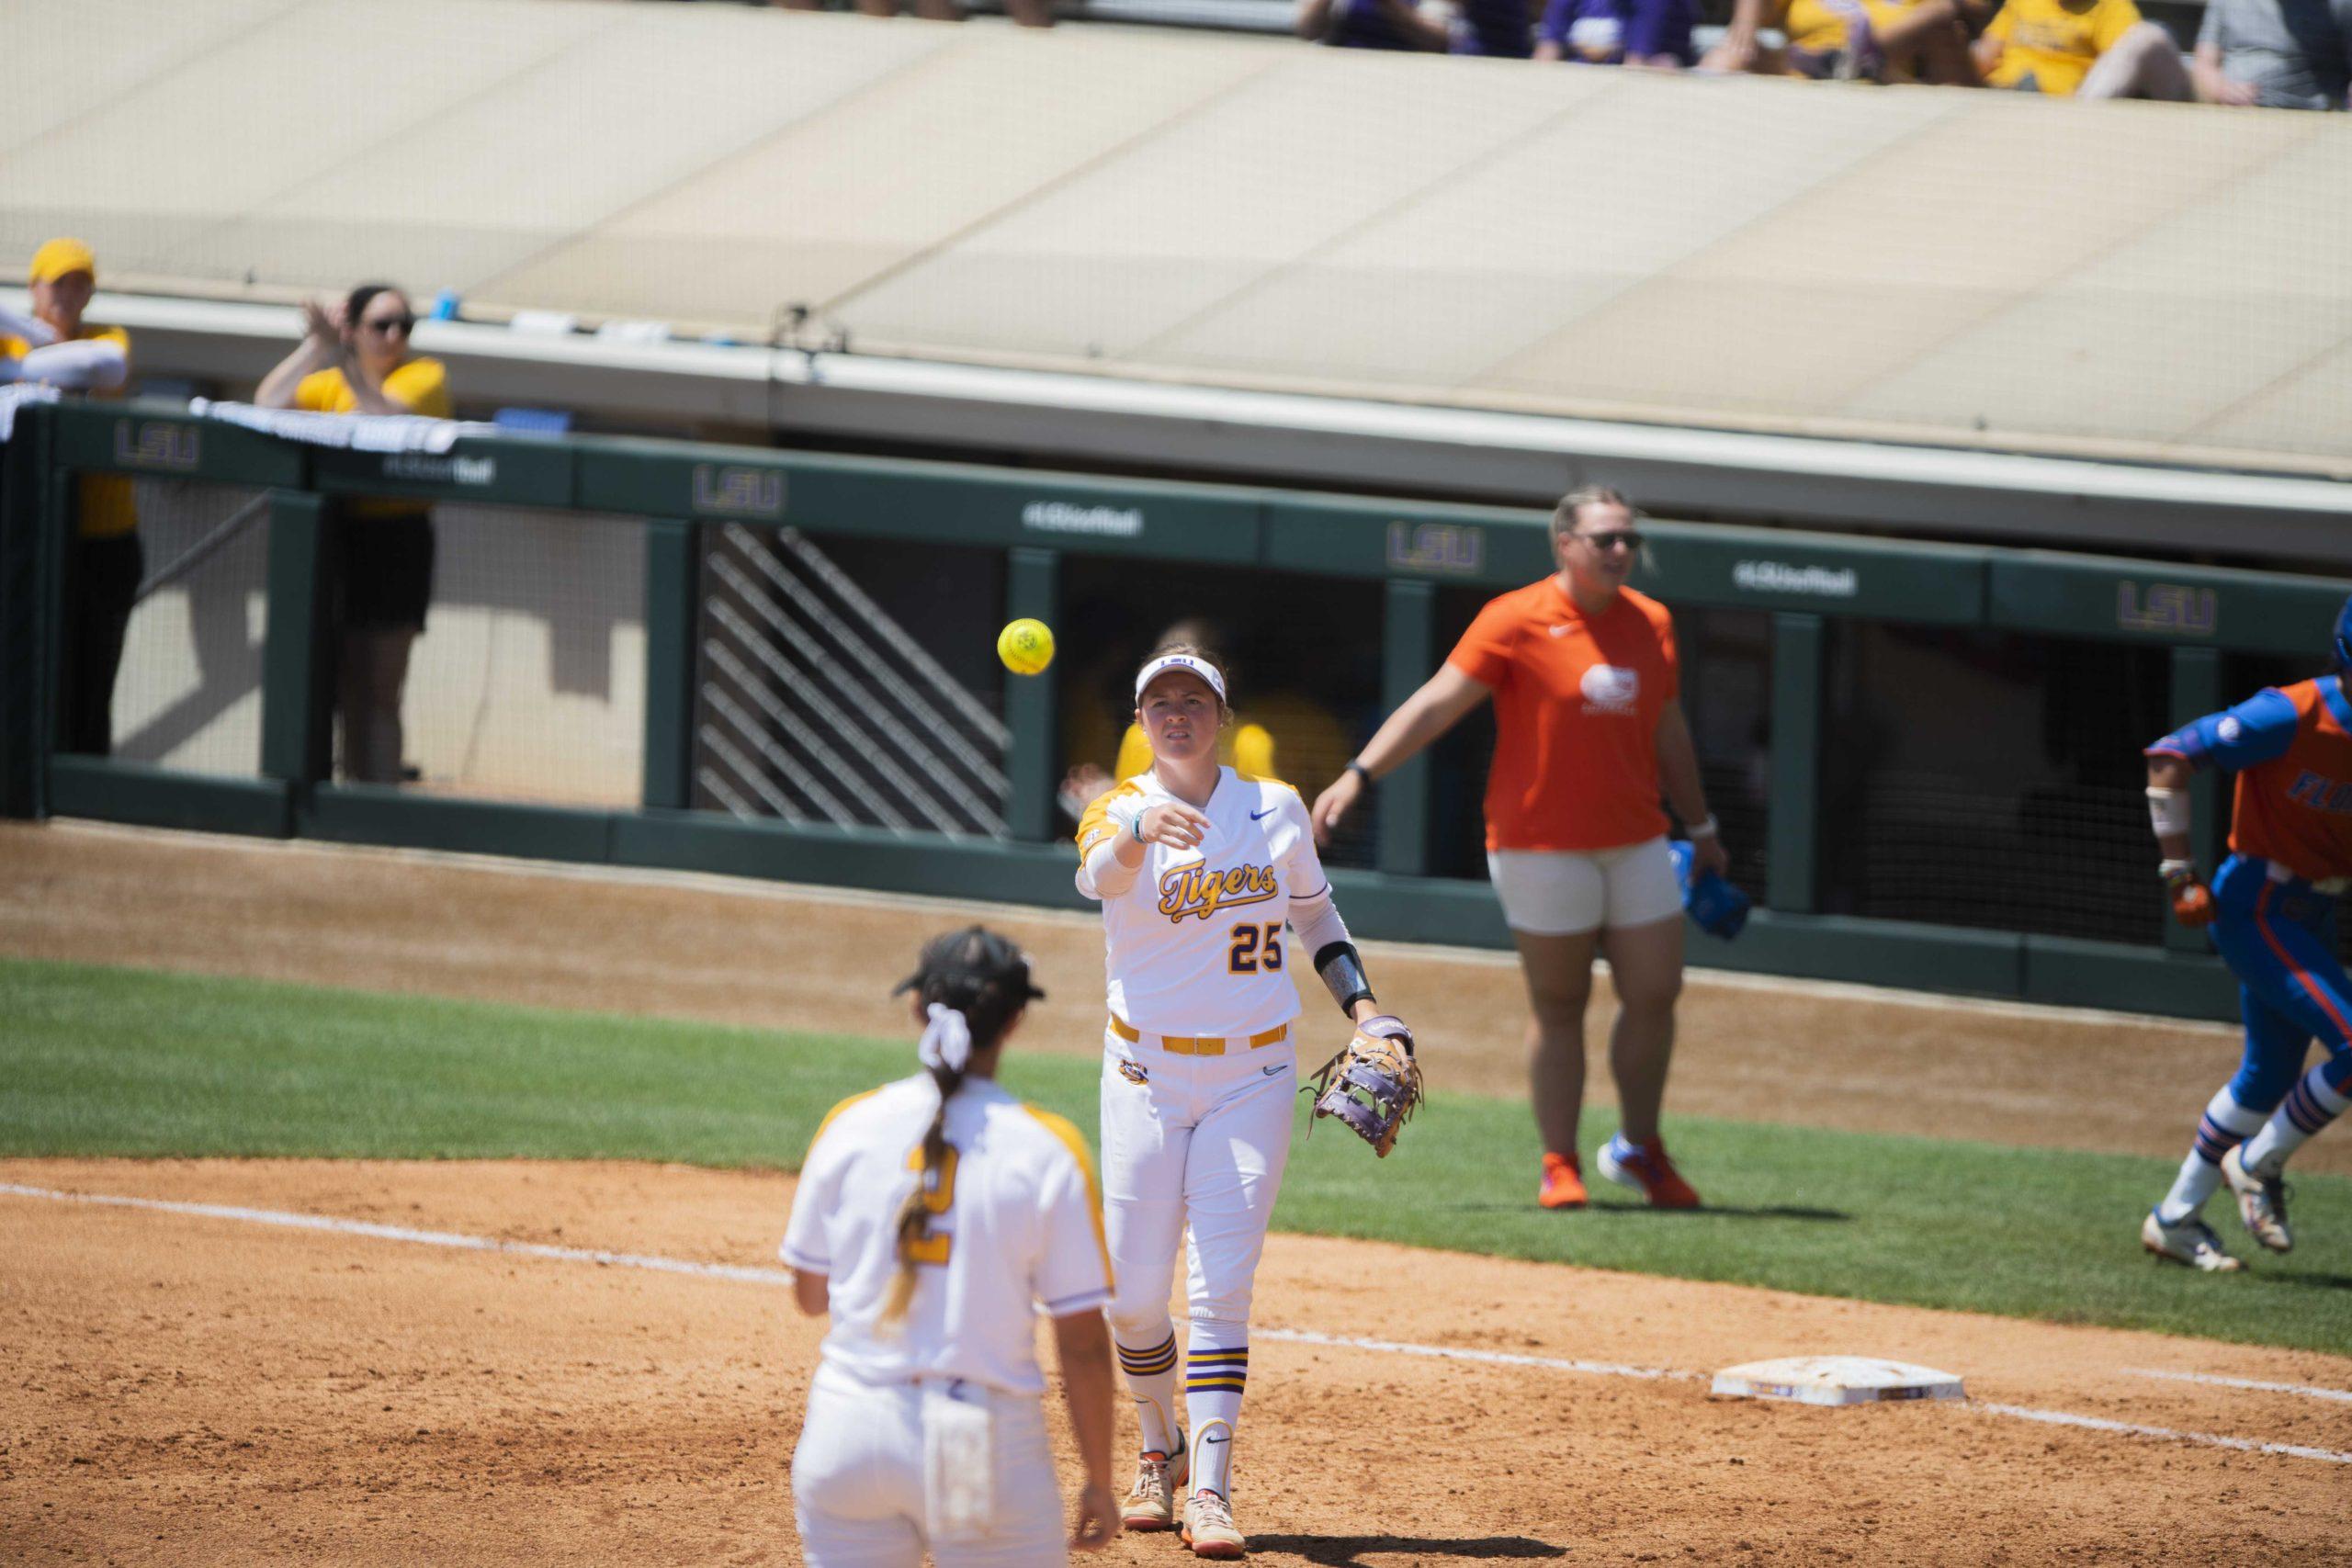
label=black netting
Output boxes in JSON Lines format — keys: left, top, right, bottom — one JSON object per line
{"left": 1818, "top": 626, "right": 2168, "bottom": 945}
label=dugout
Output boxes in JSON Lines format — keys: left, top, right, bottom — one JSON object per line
{"left": 5, "top": 396, "right": 2347, "bottom": 1022}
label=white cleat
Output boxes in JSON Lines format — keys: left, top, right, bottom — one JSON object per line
{"left": 1121, "top": 1435, "right": 1187, "bottom": 1532}
{"left": 2220, "top": 1145, "right": 2294, "bottom": 1253}
{"left": 2142, "top": 1209, "right": 2244, "bottom": 1272}
{"left": 1182, "top": 1489, "right": 1248, "bottom": 1559}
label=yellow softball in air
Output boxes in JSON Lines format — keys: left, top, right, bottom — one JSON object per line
{"left": 997, "top": 618, "right": 1055, "bottom": 676}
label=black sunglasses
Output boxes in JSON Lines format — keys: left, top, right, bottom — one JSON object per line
{"left": 1574, "top": 529, "right": 1643, "bottom": 552}
{"left": 361, "top": 314, "right": 416, "bottom": 335}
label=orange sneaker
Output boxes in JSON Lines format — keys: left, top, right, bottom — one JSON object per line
{"left": 1597, "top": 1136, "right": 1701, "bottom": 1209}
{"left": 1538, "top": 1152, "right": 1588, "bottom": 1210}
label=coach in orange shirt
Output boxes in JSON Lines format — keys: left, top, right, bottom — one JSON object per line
{"left": 1312, "top": 487, "right": 1727, "bottom": 1211}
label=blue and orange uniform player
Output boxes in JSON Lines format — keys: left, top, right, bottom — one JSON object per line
{"left": 2138, "top": 594, "right": 2352, "bottom": 1271}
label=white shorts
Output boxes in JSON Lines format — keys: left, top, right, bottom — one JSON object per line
{"left": 1487, "top": 838, "right": 1682, "bottom": 937}
{"left": 794, "top": 1362, "right": 1067, "bottom": 1568}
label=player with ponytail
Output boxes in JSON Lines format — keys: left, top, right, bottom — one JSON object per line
{"left": 783, "top": 927, "right": 1121, "bottom": 1564}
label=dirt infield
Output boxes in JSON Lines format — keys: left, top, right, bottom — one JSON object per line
{"left": 5, "top": 1158, "right": 2349, "bottom": 1566}
{"left": 6, "top": 819, "right": 2352, "bottom": 1565}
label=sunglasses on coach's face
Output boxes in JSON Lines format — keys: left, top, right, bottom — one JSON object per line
{"left": 1575, "top": 530, "right": 1643, "bottom": 552}
{"left": 362, "top": 315, "right": 416, "bottom": 336}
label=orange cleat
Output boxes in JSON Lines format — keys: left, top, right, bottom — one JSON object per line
{"left": 1598, "top": 1137, "right": 1702, "bottom": 1209}
{"left": 1538, "top": 1151, "right": 1588, "bottom": 1210}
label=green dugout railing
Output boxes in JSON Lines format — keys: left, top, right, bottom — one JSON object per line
{"left": 6, "top": 397, "right": 2348, "bottom": 1022}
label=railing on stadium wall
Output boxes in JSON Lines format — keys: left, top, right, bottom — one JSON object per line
{"left": 5, "top": 397, "right": 2346, "bottom": 1021}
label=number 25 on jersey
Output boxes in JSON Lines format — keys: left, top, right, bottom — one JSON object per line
{"left": 903, "top": 1143, "right": 959, "bottom": 1265}
{"left": 1227, "top": 920, "right": 1285, "bottom": 975}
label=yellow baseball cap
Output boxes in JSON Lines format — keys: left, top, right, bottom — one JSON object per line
{"left": 28, "top": 238, "right": 96, "bottom": 285}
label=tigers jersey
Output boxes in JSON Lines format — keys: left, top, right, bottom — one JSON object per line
{"left": 1075, "top": 768, "right": 1331, "bottom": 1038}
{"left": 781, "top": 1075, "right": 1112, "bottom": 1396}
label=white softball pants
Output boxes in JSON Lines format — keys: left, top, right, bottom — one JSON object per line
{"left": 1099, "top": 1032, "right": 1297, "bottom": 1338}
{"left": 792, "top": 1362, "right": 1066, "bottom": 1568}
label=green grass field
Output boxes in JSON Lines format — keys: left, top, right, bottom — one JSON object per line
{"left": 5, "top": 955, "right": 2347, "bottom": 1355}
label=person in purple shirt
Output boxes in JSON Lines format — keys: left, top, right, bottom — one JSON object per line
{"left": 1456, "top": 0, "right": 1537, "bottom": 54}
{"left": 1300, "top": 0, "right": 1444, "bottom": 49}
{"left": 1299, "top": 0, "right": 1533, "bottom": 55}
{"left": 1533, "top": 0, "right": 1699, "bottom": 62}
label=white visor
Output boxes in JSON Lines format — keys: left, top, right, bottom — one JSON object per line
{"left": 1134, "top": 653, "right": 1227, "bottom": 703}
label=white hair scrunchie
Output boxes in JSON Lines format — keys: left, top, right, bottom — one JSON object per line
{"left": 919, "top": 1003, "right": 973, "bottom": 1076}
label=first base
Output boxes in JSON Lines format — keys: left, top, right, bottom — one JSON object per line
{"left": 1712, "top": 1356, "right": 1964, "bottom": 1406}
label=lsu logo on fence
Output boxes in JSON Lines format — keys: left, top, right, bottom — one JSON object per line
{"left": 111, "top": 420, "right": 198, "bottom": 472}
{"left": 1386, "top": 521, "right": 1482, "bottom": 575}
{"left": 2117, "top": 582, "right": 2216, "bottom": 637}
{"left": 693, "top": 464, "right": 786, "bottom": 520}
{"left": 1159, "top": 862, "right": 1279, "bottom": 923}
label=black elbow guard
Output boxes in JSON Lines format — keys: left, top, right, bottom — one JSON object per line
{"left": 1313, "top": 941, "right": 1374, "bottom": 1016}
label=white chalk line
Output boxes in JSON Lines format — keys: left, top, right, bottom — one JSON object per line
{"left": 1255, "top": 1326, "right": 1691, "bottom": 1383}
{"left": 6, "top": 1181, "right": 2346, "bottom": 1466}
{"left": 0, "top": 1182, "right": 797, "bottom": 1289}
{"left": 2120, "top": 1367, "right": 2352, "bottom": 1405}
{"left": 1972, "top": 1403, "right": 2352, "bottom": 1465}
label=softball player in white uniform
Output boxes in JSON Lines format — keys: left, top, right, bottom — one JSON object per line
{"left": 782, "top": 927, "right": 1121, "bottom": 1567}
{"left": 1076, "top": 648, "right": 1408, "bottom": 1559}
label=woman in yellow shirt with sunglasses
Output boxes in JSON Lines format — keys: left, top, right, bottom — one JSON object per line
{"left": 257, "top": 283, "right": 451, "bottom": 784}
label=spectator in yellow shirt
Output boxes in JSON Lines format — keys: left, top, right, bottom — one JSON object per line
{"left": 257, "top": 283, "right": 452, "bottom": 784}
{"left": 3, "top": 238, "right": 139, "bottom": 756}
{"left": 1704, "top": 0, "right": 1983, "bottom": 82}
{"left": 1973, "top": 0, "right": 2193, "bottom": 95}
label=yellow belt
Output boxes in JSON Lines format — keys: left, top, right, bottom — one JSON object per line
{"left": 1109, "top": 1014, "right": 1286, "bottom": 1056}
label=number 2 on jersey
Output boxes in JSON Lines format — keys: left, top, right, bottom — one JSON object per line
{"left": 903, "top": 1143, "right": 960, "bottom": 1265}
{"left": 1227, "top": 920, "right": 1285, "bottom": 975}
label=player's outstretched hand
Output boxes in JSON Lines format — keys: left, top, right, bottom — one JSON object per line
{"left": 1070, "top": 1481, "right": 1121, "bottom": 1551}
{"left": 1308, "top": 770, "right": 1363, "bottom": 846}
{"left": 1137, "top": 801, "right": 1211, "bottom": 852}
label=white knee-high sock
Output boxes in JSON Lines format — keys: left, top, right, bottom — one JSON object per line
{"left": 2157, "top": 1087, "right": 2267, "bottom": 1224}
{"left": 1115, "top": 1328, "right": 1182, "bottom": 1457}
{"left": 1184, "top": 1322, "right": 1249, "bottom": 1498}
{"left": 2241, "top": 1066, "right": 2351, "bottom": 1179}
